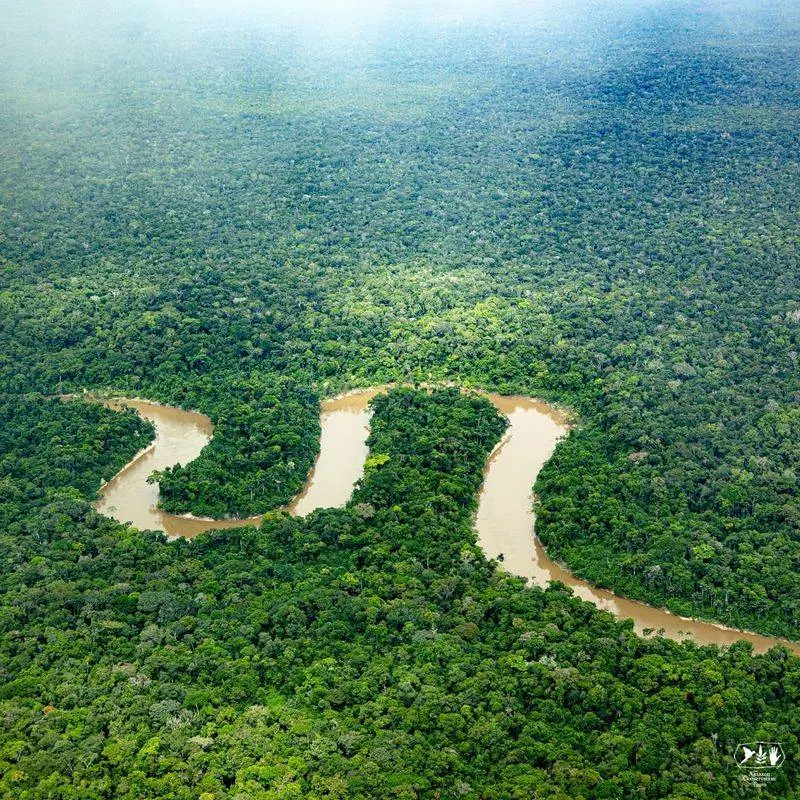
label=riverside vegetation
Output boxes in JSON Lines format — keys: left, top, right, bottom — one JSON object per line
{"left": 1, "top": 389, "right": 799, "bottom": 799}
{"left": 1, "top": 0, "right": 799, "bottom": 797}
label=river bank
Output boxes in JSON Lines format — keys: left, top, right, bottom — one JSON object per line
{"left": 87, "top": 388, "right": 799, "bottom": 655}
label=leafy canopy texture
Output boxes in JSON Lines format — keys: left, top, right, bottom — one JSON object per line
{"left": 0, "top": 389, "right": 798, "bottom": 799}
{"left": 2, "top": 0, "right": 799, "bottom": 637}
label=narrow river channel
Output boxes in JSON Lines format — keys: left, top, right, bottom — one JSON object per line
{"left": 93, "top": 389, "right": 799, "bottom": 654}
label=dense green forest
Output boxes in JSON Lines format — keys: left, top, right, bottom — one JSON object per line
{"left": 0, "top": 396, "right": 154, "bottom": 525}
{"left": 2, "top": 0, "right": 799, "bottom": 637}
{"left": 1, "top": 389, "right": 798, "bottom": 799}
{"left": 1, "top": 0, "right": 800, "bottom": 795}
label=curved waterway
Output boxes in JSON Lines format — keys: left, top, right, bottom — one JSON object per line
{"left": 95, "top": 390, "right": 382, "bottom": 538}
{"left": 94, "top": 389, "right": 799, "bottom": 654}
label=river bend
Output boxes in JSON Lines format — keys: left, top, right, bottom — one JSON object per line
{"left": 92, "top": 389, "right": 799, "bottom": 655}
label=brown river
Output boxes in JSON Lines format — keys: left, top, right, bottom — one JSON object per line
{"left": 94, "top": 389, "right": 799, "bottom": 654}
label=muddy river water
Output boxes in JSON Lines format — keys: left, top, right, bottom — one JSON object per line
{"left": 94, "top": 389, "right": 798, "bottom": 654}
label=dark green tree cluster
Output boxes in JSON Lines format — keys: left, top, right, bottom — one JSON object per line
{"left": 154, "top": 375, "right": 320, "bottom": 518}
{"left": 0, "top": 395, "right": 153, "bottom": 527}
{"left": 1, "top": 389, "right": 798, "bottom": 799}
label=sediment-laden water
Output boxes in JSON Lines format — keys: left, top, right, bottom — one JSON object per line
{"left": 92, "top": 389, "right": 799, "bottom": 654}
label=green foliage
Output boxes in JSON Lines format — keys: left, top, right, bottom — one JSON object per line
{"left": 0, "top": 395, "right": 153, "bottom": 525}
{"left": 1, "top": 0, "right": 800, "bottom": 796}
{"left": 1, "top": 1, "right": 798, "bottom": 635}
{"left": 155, "top": 375, "right": 321, "bottom": 517}
{"left": 1, "top": 389, "right": 798, "bottom": 799}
